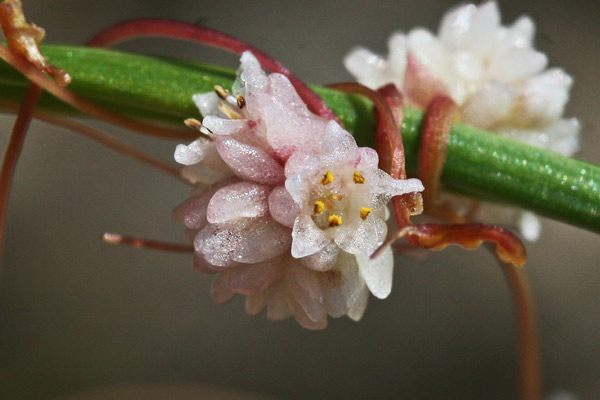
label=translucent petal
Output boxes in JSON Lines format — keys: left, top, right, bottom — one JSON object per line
{"left": 343, "top": 47, "right": 393, "bottom": 90}
{"left": 174, "top": 137, "right": 214, "bottom": 166}
{"left": 301, "top": 242, "right": 339, "bottom": 272}
{"left": 215, "top": 137, "right": 285, "bottom": 185}
{"left": 356, "top": 246, "right": 394, "bottom": 299}
{"left": 462, "top": 1, "right": 501, "bottom": 58}
{"left": 254, "top": 73, "right": 328, "bottom": 160}
{"left": 193, "top": 92, "right": 223, "bottom": 117}
{"left": 211, "top": 271, "right": 236, "bottom": 304}
{"left": 207, "top": 182, "right": 270, "bottom": 223}
{"left": 356, "top": 147, "right": 379, "bottom": 171}
{"left": 288, "top": 292, "right": 327, "bottom": 330}
{"left": 519, "top": 211, "right": 541, "bottom": 242}
{"left": 238, "top": 51, "right": 269, "bottom": 94}
{"left": 334, "top": 215, "right": 387, "bottom": 256}
{"left": 347, "top": 286, "right": 370, "bottom": 321}
{"left": 291, "top": 215, "right": 330, "bottom": 258}
{"left": 231, "top": 218, "right": 292, "bottom": 264}
{"left": 364, "top": 170, "right": 424, "bottom": 209}
{"left": 319, "top": 121, "right": 360, "bottom": 168}
{"left": 202, "top": 115, "right": 248, "bottom": 136}
{"left": 284, "top": 151, "right": 320, "bottom": 178}
{"left": 322, "top": 252, "right": 364, "bottom": 318}
{"left": 266, "top": 284, "right": 293, "bottom": 321}
{"left": 286, "top": 262, "right": 326, "bottom": 324}
{"left": 268, "top": 186, "right": 300, "bottom": 228}
{"left": 227, "top": 257, "right": 283, "bottom": 295}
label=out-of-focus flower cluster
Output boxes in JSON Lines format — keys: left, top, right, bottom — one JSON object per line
{"left": 173, "top": 52, "right": 423, "bottom": 329}
{"left": 344, "top": 1, "right": 580, "bottom": 241}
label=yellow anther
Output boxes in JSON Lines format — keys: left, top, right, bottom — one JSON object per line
{"left": 218, "top": 101, "right": 243, "bottom": 119}
{"left": 360, "top": 207, "right": 372, "bottom": 220}
{"left": 328, "top": 214, "right": 342, "bottom": 227}
{"left": 313, "top": 201, "right": 325, "bottom": 214}
{"left": 214, "top": 85, "right": 229, "bottom": 99}
{"left": 237, "top": 95, "right": 246, "bottom": 108}
{"left": 320, "top": 170, "right": 334, "bottom": 185}
{"left": 353, "top": 171, "right": 365, "bottom": 184}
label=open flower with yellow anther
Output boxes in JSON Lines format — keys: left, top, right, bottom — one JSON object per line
{"left": 344, "top": 1, "right": 580, "bottom": 241}
{"left": 173, "top": 51, "right": 424, "bottom": 329}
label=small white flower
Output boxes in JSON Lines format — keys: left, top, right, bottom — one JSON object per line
{"left": 344, "top": 1, "right": 580, "bottom": 241}
{"left": 173, "top": 51, "right": 424, "bottom": 329}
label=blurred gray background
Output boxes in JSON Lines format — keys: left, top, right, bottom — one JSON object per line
{"left": 0, "top": 0, "right": 598, "bottom": 399}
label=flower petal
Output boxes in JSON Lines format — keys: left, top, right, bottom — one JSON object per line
{"left": 207, "top": 182, "right": 270, "bottom": 223}
{"left": 215, "top": 137, "right": 285, "bottom": 185}
{"left": 291, "top": 215, "right": 330, "bottom": 258}
{"left": 356, "top": 246, "right": 394, "bottom": 299}
{"left": 286, "top": 261, "right": 326, "bottom": 324}
{"left": 301, "top": 242, "right": 339, "bottom": 272}
{"left": 268, "top": 186, "right": 300, "bottom": 228}
{"left": 334, "top": 214, "right": 387, "bottom": 257}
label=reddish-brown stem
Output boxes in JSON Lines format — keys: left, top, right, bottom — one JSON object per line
{"left": 38, "top": 113, "right": 186, "bottom": 183}
{"left": 0, "top": 45, "right": 194, "bottom": 140}
{"left": 0, "top": 98, "right": 186, "bottom": 182}
{"left": 86, "top": 18, "right": 339, "bottom": 123}
{"left": 103, "top": 233, "right": 193, "bottom": 253}
{"left": 501, "top": 263, "right": 541, "bottom": 400}
{"left": 0, "top": 83, "right": 41, "bottom": 278}
{"left": 419, "top": 95, "right": 457, "bottom": 208}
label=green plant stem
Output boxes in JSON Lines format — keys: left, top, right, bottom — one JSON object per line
{"left": 0, "top": 44, "right": 598, "bottom": 233}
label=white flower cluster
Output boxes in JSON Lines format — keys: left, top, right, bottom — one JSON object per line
{"left": 174, "top": 52, "right": 424, "bottom": 329}
{"left": 344, "top": 1, "right": 580, "bottom": 241}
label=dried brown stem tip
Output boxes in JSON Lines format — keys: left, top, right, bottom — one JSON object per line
{"left": 0, "top": 0, "right": 71, "bottom": 86}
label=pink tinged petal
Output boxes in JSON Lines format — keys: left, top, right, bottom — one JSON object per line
{"left": 301, "top": 242, "right": 339, "bottom": 272}
{"left": 488, "top": 48, "right": 548, "bottom": 82}
{"left": 356, "top": 147, "right": 379, "bottom": 171}
{"left": 268, "top": 186, "right": 300, "bottom": 228}
{"left": 254, "top": 73, "right": 328, "bottom": 160}
{"left": 291, "top": 215, "right": 330, "bottom": 258}
{"left": 321, "top": 252, "right": 363, "bottom": 318}
{"left": 462, "top": 82, "right": 514, "bottom": 129}
{"left": 194, "top": 222, "right": 247, "bottom": 267}
{"left": 207, "top": 182, "right": 270, "bottom": 223}
{"left": 267, "top": 284, "right": 293, "bottom": 321}
{"left": 234, "top": 218, "right": 292, "bottom": 264}
{"left": 438, "top": 3, "right": 476, "bottom": 48}
{"left": 356, "top": 246, "right": 394, "bottom": 299}
{"left": 286, "top": 261, "right": 326, "bottom": 323}
{"left": 319, "top": 121, "right": 361, "bottom": 167}
{"left": 227, "top": 256, "right": 283, "bottom": 296}
{"left": 193, "top": 92, "right": 223, "bottom": 117}
{"left": 202, "top": 115, "right": 248, "bottom": 136}
{"left": 211, "top": 272, "right": 236, "bottom": 304}
{"left": 347, "top": 286, "right": 370, "bottom": 321}
{"left": 284, "top": 151, "right": 320, "bottom": 178}
{"left": 174, "top": 137, "right": 214, "bottom": 165}
{"left": 245, "top": 293, "right": 268, "bottom": 316}
{"left": 462, "top": 1, "right": 501, "bottom": 58}
{"left": 172, "top": 178, "right": 236, "bottom": 229}
{"left": 215, "top": 137, "right": 285, "bottom": 185}
{"left": 334, "top": 215, "right": 388, "bottom": 257}
{"left": 404, "top": 53, "right": 449, "bottom": 108}
{"left": 193, "top": 256, "right": 219, "bottom": 274}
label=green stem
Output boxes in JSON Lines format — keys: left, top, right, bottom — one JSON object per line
{"left": 1, "top": 45, "right": 598, "bottom": 233}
